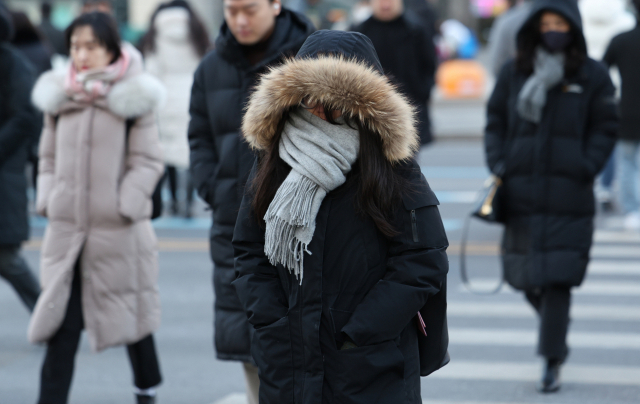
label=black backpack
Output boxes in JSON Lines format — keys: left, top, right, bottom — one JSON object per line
{"left": 54, "top": 116, "right": 163, "bottom": 219}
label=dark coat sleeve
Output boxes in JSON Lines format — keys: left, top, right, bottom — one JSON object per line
{"left": 484, "top": 62, "right": 512, "bottom": 175}
{"left": 416, "top": 23, "right": 437, "bottom": 83}
{"left": 582, "top": 67, "right": 619, "bottom": 178}
{"left": 188, "top": 62, "right": 219, "bottom": 206}
{"left": 341, "top": 172, "right": 449, "bottom": 347}
{"left": 0, "top": 50, "right": 38, "bottom": 166}
{"left": 232, "top": 161, "right": 289, "bottom": 329}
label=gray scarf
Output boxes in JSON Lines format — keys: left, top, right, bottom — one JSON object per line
{"left": 264, "top": 108, "right": 360, "bottom": 283}
{"left": 517, "top": 48, "right": 565, "bottom": 123}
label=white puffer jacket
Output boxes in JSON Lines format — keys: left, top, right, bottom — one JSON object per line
{"left": 580, "top": 0, "right": 635, "bottom": 60}
{"left": 145, "top": 7, "right": 202, "bottom": 168}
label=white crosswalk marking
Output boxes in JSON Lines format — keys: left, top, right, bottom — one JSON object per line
{"left": 428, "top": 361, "right": 640, "bottom": 386}
{"left": 449, "top": 328, "right": 640, "bottom": 350}
{"left": 447, "top": 302, "right": 640, "bottom": 321}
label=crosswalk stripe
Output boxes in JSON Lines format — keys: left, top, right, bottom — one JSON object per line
{"left": 428, "top": 361, "right": 640, "bottom": 386}
{"left": 590, "top": 245, "right": 640, "bottom": 258}
{"left": 447, "top": 302, "right": 640, "bottom": 321}
{"left": 593, "top": 230, "right": 640, "bottom": 243}
{"left": 588, "top": 260, "right": 640, "bottom": 276}
{"left": 449, "top": 328, "right": 640, "bottom": 350}
{"left": 459, "top": 280, "right": 640, "bottom": 296}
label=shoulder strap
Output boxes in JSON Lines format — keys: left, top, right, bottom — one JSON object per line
{"left": 459, "top": 214, "right": 504, "bottom": 295}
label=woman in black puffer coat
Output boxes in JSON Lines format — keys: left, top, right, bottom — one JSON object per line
{"left": 233, "top": 30, "right": 450, "bottom": 404}
{"left": 485, "top": 0, "right": 618, "bottom": 393}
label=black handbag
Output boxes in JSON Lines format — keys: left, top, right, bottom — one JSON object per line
{"left": 459, "top": 168, "right": 505, "bottom": 295}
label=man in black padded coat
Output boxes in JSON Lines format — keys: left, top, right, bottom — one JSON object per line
{"left": 187, "top": 0, "right": 313, "bottom": 400}
{"left": 352, "top": 0, "right": 437, "bottom": 145}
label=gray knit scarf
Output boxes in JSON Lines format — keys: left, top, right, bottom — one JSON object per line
{"left": 517, "top": 47, "right": 565, "bottom": 123}
{"left": 264, "top": 108, "right": 360, "bottom": 283}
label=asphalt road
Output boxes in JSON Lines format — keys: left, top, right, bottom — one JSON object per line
{"left": 1, "top": 140, "right": 639, "bottom": 404}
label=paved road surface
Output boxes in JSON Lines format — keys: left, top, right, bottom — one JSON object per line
{"left": 1, "top": 140, "right": 639, "bottom": 404}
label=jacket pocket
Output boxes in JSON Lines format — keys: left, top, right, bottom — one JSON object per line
{"left": 325, "top": 340, "right": 405, "bottom": 404}
{"left": 401, "top": 187, "right": 441, "bottom": 247}
{"left": 251, "top": 316, "right": 294, "bottom": 404}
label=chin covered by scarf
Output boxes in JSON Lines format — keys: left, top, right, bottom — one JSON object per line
{"left": 517, "top": 47, "right": 566, "bottom": 123}
{"left": 64, "top": 47, "right": 131, "bottom": 102}
{"left": 264, "top": 108, "right": 360, "bottom": 283}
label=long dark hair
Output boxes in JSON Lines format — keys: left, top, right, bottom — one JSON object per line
{"left": 139, "top": 0, "right": 210, "bottom": 58}
{"left": 516, "top": 11, "right": 586, "bottom": 78}
{"left": 251, "top": 105, "right": 406, "bottom": 238}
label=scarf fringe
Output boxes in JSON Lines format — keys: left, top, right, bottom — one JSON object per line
{"left": 264, "top": 217, "right": 311, "bottom": 284}
{"left": 265, "top": 175, "right": 318, "bottom": 227}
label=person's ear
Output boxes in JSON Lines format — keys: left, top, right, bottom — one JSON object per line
{"left": 272, "top": 0, "right": 282, "bottom": 16}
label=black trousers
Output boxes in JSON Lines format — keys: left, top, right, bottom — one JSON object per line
{"left": 38, "top": 262, "right": 162, "bottom": 404}
{"left": 525, "top": 286, "right": 571, "bottom": 361}
{"left": 0, "top": 245, "right": 40, "bottom": 311}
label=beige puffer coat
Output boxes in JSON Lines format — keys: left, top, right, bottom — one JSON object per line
{"left": 29, "top": 48, "right": 166, "bottom": 352}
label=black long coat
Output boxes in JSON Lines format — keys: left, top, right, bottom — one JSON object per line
{"left": 0, "top": 42, "right": 39, "bottom": 246}
{"left": 233, "top": 30, "right": 449, "bottom": 404}
{"left": 233, "top": 161, "right": 448, "bottom": 404}
{"left": 352, "top": 13, "right": 437, "bottom": 145}
{"left": 603, "top": 25, "right": 640, "bottom": 141}
{"left": 187, "top": 9, "right": 314, "bottom": 362}
{"left": 485, "top": 0, "right": 618, "bottom": 289}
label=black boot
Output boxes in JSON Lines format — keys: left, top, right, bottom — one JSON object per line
{"left": 537, "top": 358, "right": 561, "bottom": 393}
{"left": 136, "top": 393, "right": 156, "bottom": 404}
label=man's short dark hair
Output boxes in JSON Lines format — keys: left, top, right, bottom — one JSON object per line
{"left": 65, "top": 11, "right": 121, "bottom": 62}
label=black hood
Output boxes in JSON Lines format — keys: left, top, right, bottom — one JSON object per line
{"left": 0, "top": 3, "right": 13, "bottom": 43}
{"left": 215, "top": 8, "right": 314, "bottom": 69}
{"left": 517, "top": 0, "right": 587, "bottom": 54}
{"left": 295, "top": 30, "right": 384, "bottom": 75}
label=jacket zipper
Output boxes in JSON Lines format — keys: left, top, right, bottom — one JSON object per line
{"left": 411, "top": 210, "right": 419, "bottom": 242}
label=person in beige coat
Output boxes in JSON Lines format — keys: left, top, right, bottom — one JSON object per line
{"left": 29, "top": 12, "right": 165, "bottom": 404}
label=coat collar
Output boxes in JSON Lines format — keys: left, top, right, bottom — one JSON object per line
{"left": 31, "top": 56, "right": 165, "bottom": 118}
{"left": 242, "top": 55, "right": 419, "bottom": 163}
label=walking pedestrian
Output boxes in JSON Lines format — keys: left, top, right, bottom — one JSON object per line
{"left": 39, "top": 2, "right": 67, "bottom": 56}
{"left": 0, "top": 3, "right": 41, "bottom": 313}
{"left": 352, "top": 0, "right": 437, "bottom": 145}
{"left": 487, "top": 0, "right": 533, "bottom": 76}
{"left": 10, "top": 11, "right": 52, "bottom": 75}
{"left": 603, "top": 0, "right": 640, "bottom": 230}
{"left": 187, "top": 0, "right": 313, "bottom": 401}
{"left": 580, "top": 0, "right": 635, "bottom": 210}
{"left": 233, "top": 30, "right": 450, "bottom": 404}
{"left": 485, "top": 0, "right": 618, "bottom": 393}
{"left": 140, "top": 0, "right": 209, "bottom": 218}
{"left": 29, "top": 12, "right": 165, "bottom": 404}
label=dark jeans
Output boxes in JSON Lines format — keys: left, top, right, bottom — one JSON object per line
{"left": 38, "top": 262, "right": 162, "bottom": 404}
{"left": 0, "top": 245, "right": 40, "bottom": 311}
{"left": 525, "top": 286, "right": 571, "bottom": 361}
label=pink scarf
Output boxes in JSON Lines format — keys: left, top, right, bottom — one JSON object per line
{"left": 65, "top": 48, "right": 131, "bottom": 102}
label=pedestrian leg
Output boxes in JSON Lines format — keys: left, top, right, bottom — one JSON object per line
{"left": 524, "top": 289, "right": 542, "bottom": 315}
{"left": 242, "top": 362, "right": 260, "bottom": 404}
{"left": 185, "top": 170, "right": 195, "bottom": 219}
{"left": 0, "top": 245, "right": 40, "bottom": 312}
{"left": 167, "top": 166, "right": 179, "bottom": 215}
{"left": 37, "top": 264, "right": 84, "bottom": 404}
{"left": 127, "top": 334, "right": 162, "bottom": 400}
{"left": 537, "top": 286, "right": 571, "bottom": 361}
{"left": 618, "top": 140, "right": 640, "bottom": 214}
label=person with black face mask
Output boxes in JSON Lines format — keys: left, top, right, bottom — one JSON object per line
{"left": 484, "top": 0, "right": 618, "bottom": 394}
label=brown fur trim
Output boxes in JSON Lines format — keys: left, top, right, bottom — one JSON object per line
{"left": 242, "top": 55, "right": 419, "bottom": 163}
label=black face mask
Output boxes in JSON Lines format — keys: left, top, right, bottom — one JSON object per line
{"left": 541, "top": 31, "right": 572, "bottom": 52}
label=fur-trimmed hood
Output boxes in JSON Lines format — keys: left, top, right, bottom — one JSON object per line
{"left": 31, "top": 43, "right": 165, "bottom": 118}
{"left": 242, "top": 31, "right": 419, "bottom": 163}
